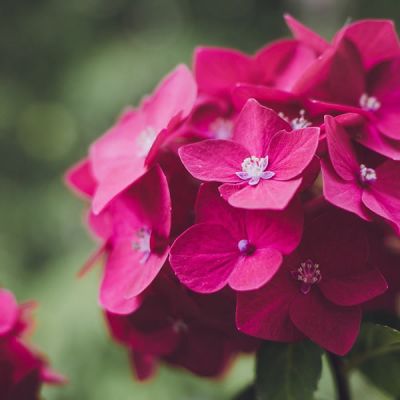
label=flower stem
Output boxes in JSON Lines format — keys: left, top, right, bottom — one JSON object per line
{"left": 327, "top": 352, "right": 351, "bottom": 400}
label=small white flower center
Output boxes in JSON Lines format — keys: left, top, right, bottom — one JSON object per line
{"left": 360, "top": 164, "right": 377, "bottom": 184}
{"left": 209, "top": 118, "right": 233, "bottom": 140}
{"left": 136, "top": 126, "right": 158, "bottom": 157}
{"left": 236, "top": 156, "right": 275, "bottom": 186}
{"left": 291, "top": 259, "right": 322, "bottom": 295}
{"left": 278, "top": 109, "right": 312, "bottom": 130}
{"left": 359, "top": 93, "right": 381, "bottom": 111}
{"left": 132, "top": 227, "right": 152, "bottom": 264}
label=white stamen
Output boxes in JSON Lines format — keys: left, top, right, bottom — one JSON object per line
{"left": 291, "top": 259, "right": 321, "bottom": 295}
{"left": 279, "top": 109, "right": 312, "bottom": 130}
{"left": 236, "top": 156, "right": 275, "bottom": 186}
{"left": 209, "top": 118, "right": 233, "bottom": 140}
{"left": 132, "top": 227, "right": 152, "bottom": 264}
{"left": 136, "top": 126, "right": 158, "bottom": 157}
{"left": 360, "top": 164, "right": 377, "bottom": 184}
{"left": 359, "top": 93, "right": 381, "bottom": 112}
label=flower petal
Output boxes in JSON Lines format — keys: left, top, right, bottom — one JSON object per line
{"left": 64, "top": 158, "right": 96, "bottom": 199}
{"left": 267, "top": 127, "right": 320, "bottom": 180}
{"left": 324, "top": 115, "right": 359, "bottom": 181}
{"left": 170, "top": 223, "right": 238, "bottom": 293}
{"left": 228, "top": 247, "right": 283, "bottom": 291}
{"left": 236, "top": 268, "right": 303, "bottom": 342}
{"left": 232, "top": 99, "right": 291, "bottom": 156}
{"left": 289, "top": 290, "right": 361, "bottom": 355}
{"left": 194, "top": 47, "right": 254, "bottom": 97}
{"left": 284, "top": 14, "right": 329, "bottom": 55}
{"left": 0, "top": 289, "right": 18, "bottom": 336}
{"left": 362, "top": 160, "right": 400, "bottom": 232}
{"left": 179, "top": 139, "right": 249, "bottom": 183}
{"left": 221, "top": 178, "right": 302, "bottom": 210}
{"left": 320, "top": 268, "right": 388, "bottom": 306}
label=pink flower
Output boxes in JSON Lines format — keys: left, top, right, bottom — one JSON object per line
{"left": 293, "top": 33, "right": 400, "bottom": 159}
{"left": 236, "top": 210, "right": 388, "bottom": 355}
{"left": 0, "top": 289, "right": 64, "bottom": 399}
{"left": 179, "top": 99, "right": 319, "bottom": 210}
{"left": 99, "top": 165, "right": 171, "bottom": 314}
{"left": 170, "top": 183, "right": 303, "bottom": 293}
{"left": 64, "top": 158, "right": 97, "bottom": 200}
{"left": 106, "top": 272, "right": 257, "bottom": 380}
{"left": 89, "top": 64, "right": 196, "bottom": 214}
{"left": 321, "top": 116, "right": 400, "bottom": 233}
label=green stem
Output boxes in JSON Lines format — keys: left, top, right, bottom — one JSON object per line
{"left": 327, "top": 352, "right": 351, "bottom": 400}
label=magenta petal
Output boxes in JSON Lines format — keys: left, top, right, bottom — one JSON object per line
{"left": 228, "top": 248, "right": 282, "bottom": 291}
{"left": 194, "top": 47, "right": 253, "bottom": 97}
{"left": 236, "top": 271, "right": 303, "bottom": 342}
{"left": 100, "top": 248, "right": 168, "bottom": 314}
{"left": 284, "top": 14, "right": 329, "bottom": 55}
{"left": 143, "top": 64, "right": 197, "bottom": 132}
{"left": 179, "top": 139, "right": 249, "bottom": 183}
{"left": 289, "top": 291, "right": 361, "bottom": 355}
{"left": 255, "top": 39, "right": 316, "bottom": 91}
{"left": 320, "top": 269, "right": 387, "bottom": 306}
{"left": 268, "top": 127, "right": 320, "bottom": 180}
{"left": 170, "top": 223, "right": 238, "bottom": 293}
{"left": 232, "top": 99, "right": 291, "bottom": 156}
{"left": 321, "top": 159, "right": 372, "bottom": 221}
{"left": 245, "top": 198, "right": 303, "bottom": 253}
{"left": 223, "top": 178, "right": 302, "bottom": 210}
{"left": 64, "top": 159, "right": 96, "bottom": 199}
{"left": 131, "top": 353, "right": 157, "bottom": 381}
{"left": 195, "top": 183, "right": 246, "bottom": 239}
{"left": 0, "top": 289, "right": 18, "bottom": 336}
{"left": 358, "top": 124, "right": 400, "bottom": 160}
{"left": 324, "top": 115, "right": 359, "bottom": 181}
{"left": 336, "top": 19, "right": 400, "bottom": 69}
{"left": 376, "top": 105, "right": 400, "bottom": 141}
{"left": 362, "top": 160, "right": 400, "bottom": 231}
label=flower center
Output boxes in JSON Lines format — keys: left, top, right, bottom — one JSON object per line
{"left": 291, "top": 259, "right": 321, "bottom": 294}
{"left": 279, "top": 109, "right": 312, "bottom": 130}
{"left": 359, "top": 93, "right": 381, "bottom": 112}
{"left": 172, "top": 319, "right": 189, "bottom": 334}
{"left": 209, "top": 118, "right": 233, "bottom": 140}
{"left": 132, "top": 227, "right": 152, "bottom": 264}
{"left": 136, "top": 126, "right": 158, "bottom": 157}
{"left": 359, "top": 164, "right": 377, "bottom": 185}
{"left": 237, "top": 239, "right": 256, "bottom": 256}
{"left": 236, "top": 156, "right": 275, "bottom": 186}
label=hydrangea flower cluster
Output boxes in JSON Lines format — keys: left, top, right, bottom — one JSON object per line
{"left": 0, "top": 288, "right": 63, "bottom": 399}
{"left": 66, "top": 15, "right": 400, "bottom": 381}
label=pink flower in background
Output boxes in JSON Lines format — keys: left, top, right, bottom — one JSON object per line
{"left": 99, "top": 165, "right": 171, "bottom": 314}
{"left": 322, "top": 115, "right": 400, "bottom": 232}
{"left": 0, "top": 289, "right": 64, "bottom": 399}
{"left": 89, "top": 64, "right": 196, "bottom": 214}
{"left": 170, "top": 183, "right": 303, "bottom": 293}
{"left": 179, "top": 99, "right": 319, "bottom": 209}
{"left": 236, "top": 211, "right": 388, "bottom": 355}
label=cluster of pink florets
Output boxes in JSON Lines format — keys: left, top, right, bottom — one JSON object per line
{"left": 66, "top": 15, "right": 400, "bottom": 379}
{"left": 0, "top": 289, "right": 64, "bottom": 399}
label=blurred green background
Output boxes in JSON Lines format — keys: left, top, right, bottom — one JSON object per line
{"left": 0, "top": 0, "right": 399, "bottom": 398}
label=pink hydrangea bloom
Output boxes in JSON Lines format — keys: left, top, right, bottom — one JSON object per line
{"left": 99, "top": 165, "right": 171, "bottom": 314}
{"left": 89, "top": 64, "right": 196, "bottom": 214}
{"left": 236, "top": 211, "right": 388, "bottom": 355}
{"left": 170, "top": 183, "right": 303, "bottom": 292}
{"left": 179, "top": 99, "right": 319, "bottom": 209}
{"left": 322, "top": 115, "right": 400, "bottom": 232}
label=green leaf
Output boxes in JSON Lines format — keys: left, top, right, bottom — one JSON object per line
{"left": 256, "top": 341, "right": 322, "bottom": 400}
{"left": 346, "top": 323, "right": 400, "bottom": 397}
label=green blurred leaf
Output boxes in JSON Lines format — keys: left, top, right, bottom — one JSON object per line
{"left": 346, "top": 323, "right": 400, "bottom": 397}
{"left": 256, "top": 341, "right": 322, "bottom": 400}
